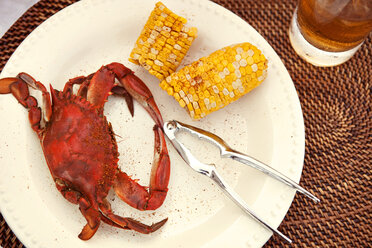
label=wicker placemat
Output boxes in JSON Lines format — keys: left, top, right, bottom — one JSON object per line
{"left": 0, "top": 0, "right": 371, "bottom": 247}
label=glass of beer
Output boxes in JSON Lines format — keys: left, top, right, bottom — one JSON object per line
{"left": 289, "top": 0, "right": 372, "bottom": 66}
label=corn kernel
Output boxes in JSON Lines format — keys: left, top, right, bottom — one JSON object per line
{"left": 174, "top": 92, "right": 181, "bottom": 101}
{"left": 179, "top": 99, "right": 186, "bottom": 108}
{"left": 247, "top": 57, "right": 254, "bottom": 65}
{"left": 187, "top": 103, "right": 193, "bottom": 111}
{"left": 251, "top": 64, "right": 258, "bottom": 72}
{"left": 173, "top": 84, "right": 182, "bottom": 92}
{"left": 193, "top": 102, "right": 200, "bottom": 109}
{"left": 159, "top": 80, "right": 168, "bottom": 89}
{"left": 166, "top": 87, "right": 174, "bottom": 95}
{"left": 227, "top": 64, "right": 235, "bottom": 72}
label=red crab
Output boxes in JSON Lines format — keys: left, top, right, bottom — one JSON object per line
{"left": 0, "top": 62, "right": 170, "bottom": 240}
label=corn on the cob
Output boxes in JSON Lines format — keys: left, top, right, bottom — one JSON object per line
{"left": 129, "top": 2, "right": 198, "bottom": 80}
{"left": 160, "top": 42, "right": 268, "bottom": 119}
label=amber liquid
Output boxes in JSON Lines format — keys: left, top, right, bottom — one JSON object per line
{"left": 297, "top": 0, "right": 372, "bottom": 52}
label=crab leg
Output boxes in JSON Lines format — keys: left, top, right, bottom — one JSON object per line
{"left": 101, "top": 211, "right": 167, "bottom": 234}
{"left": 113, "top": 125, "right": 170, "bottom": 210}
{"left": 78, "top": 197, "right": 101, "bottom": 240}
{"left": 99, "top": 199, "right": 167, "bottom": 234}
{"left": 0, "top": 74, "right": 50, "bottom": 134}
{"left": 63, "top": 76, "right": 86, "bottom": 94}
{"left": 106, "top": 62, "right": 164, "bottom": 126}
{"left": 64, "top": 73, "right": 95, "bottom": 98}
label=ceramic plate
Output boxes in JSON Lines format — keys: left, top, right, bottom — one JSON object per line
{"left": 0, "top": 0, "right": 305, "bottom": 247}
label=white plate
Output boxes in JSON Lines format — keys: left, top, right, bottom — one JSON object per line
{"left": 0, "top": 0, "right": 305, "bottom": 247}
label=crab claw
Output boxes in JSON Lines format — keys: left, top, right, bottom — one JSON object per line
{"left": 87, "top": 66, "right": 116, "bottom": 109}
{"left": 111, "top": 85, "right": 134, "bottom": 117}
{"left": 106, "top": 62, "right": 164, "bottom": 126}
{"left": 113, "top": 125, "right": 170, "bottom": 211}
{"left": 16, "top": 73, "right": 52, "bottom": 122}
{"left": 0, "top": 77, "right": 18, "bottom": 94}
{"left": 0, "top": 77, "right": 29, "bottom": 106}
{"left": 0, "top": 74, "right": 48, "bottom": 134}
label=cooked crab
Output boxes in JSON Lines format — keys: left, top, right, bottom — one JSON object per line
{"left": 0, "top": 62, "right": 170, "bottom": 240}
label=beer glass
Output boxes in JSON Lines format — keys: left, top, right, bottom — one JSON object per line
{"left": 289, "top": 0, "right": 372, "bottom": 66}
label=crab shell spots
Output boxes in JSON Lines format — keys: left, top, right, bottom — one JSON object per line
{"left": 41, "top": 90, "right": 118, "bottom": 206}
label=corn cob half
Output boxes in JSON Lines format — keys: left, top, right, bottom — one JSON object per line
{"left": 129, "top": 2, "right": 198, "bottom": 80}
{"left": 160, "top": 42, "right": 268, "bottom": 120}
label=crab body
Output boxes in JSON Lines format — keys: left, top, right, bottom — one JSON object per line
{"left": 43, "top": 89, "right": 118, "bottom": 210}
{"left": 0, "top": 63, "right": 170, "bottom": 240}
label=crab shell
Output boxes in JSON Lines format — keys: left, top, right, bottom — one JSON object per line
{"left": 44, "top": 89, "right": 119, "bottom": 210}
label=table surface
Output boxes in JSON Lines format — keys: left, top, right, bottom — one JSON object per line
{"left": 0, "top": 0, "right": 371, "bottom": 248}
{"left": 0, "top": 0, "right": 39, "bottom": 38}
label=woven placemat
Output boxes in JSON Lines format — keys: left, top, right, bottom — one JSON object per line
{"left": 0, "top": 0, "right": 371, "bottom": 247}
